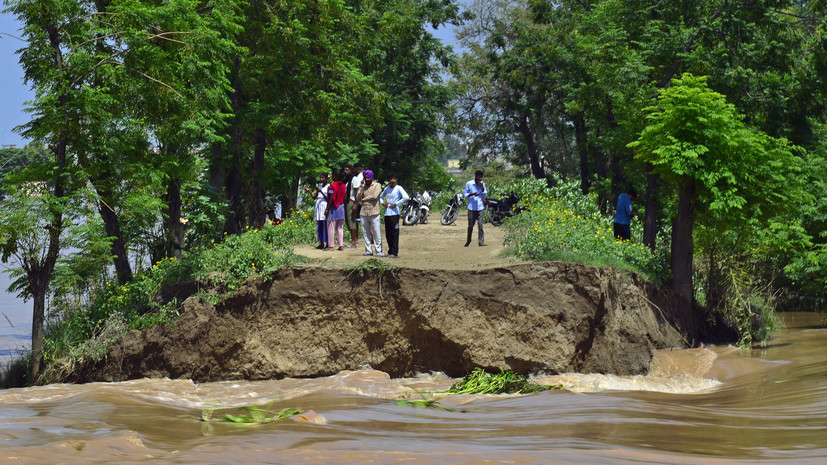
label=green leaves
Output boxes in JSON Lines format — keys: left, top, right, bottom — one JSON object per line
{"left": 444, "top": 367, "right": 560, "bottom": 394}
{"left": 631, "top": 73, "right": 802, "bottom": 220}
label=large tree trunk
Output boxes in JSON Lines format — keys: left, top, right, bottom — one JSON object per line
{"left": 165, "top": 179, "right": 185, "bottom": 259}
{"left": 249, "top": 129, "right": 267, "bottom": 228}
{"left": 643, "top": 165, "right": 660, "bottom": 250}
{"left": 97, "top": 190, "right": 133, "bottom": 284}
{"left": 30, "top": 131, "right": 69, "bottom": 381}
{"left": 671, "top": 178, "right": 696, "bottom": 304}
{"left": 30, "top": 278, "right": 47, "bottom": 383}
{"left": 517, "top": 116, "right": 546, "bottom": 182}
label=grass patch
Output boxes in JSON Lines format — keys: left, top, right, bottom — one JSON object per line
{"left": 343, "top": 257, "right": 397, "bottom": 297}
{"left": 343, "top": 257, "right": 397, "bottom": 278}
{"left": 442, "top": 368, "right": 561, "bottom": 395}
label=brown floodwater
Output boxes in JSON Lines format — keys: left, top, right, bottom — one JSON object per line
{"left": 1, "top": 312, "right": 825, "bottom": 464}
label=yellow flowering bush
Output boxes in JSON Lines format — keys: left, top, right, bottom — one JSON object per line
{"left": 501, "top": 177, "right": 668, "bottom": 282}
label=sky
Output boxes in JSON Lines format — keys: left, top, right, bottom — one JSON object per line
{"left": 0, "top": 11, "right": 32, "bottom": 148}
{"left": 0, "top": 12, "right": 457, "bottom": 150}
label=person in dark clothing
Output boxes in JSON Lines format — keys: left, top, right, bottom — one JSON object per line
{"left": 613, "top": 188, "right": 642, "bottom": 241}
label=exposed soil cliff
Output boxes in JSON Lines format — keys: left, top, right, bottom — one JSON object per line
{"left": 78, "top": 262, "right": 696, "bottom": 383}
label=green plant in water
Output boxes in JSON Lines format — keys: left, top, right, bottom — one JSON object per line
{"left": 443, "top": 368, "right": 562, "bottom": 394}
{"left": 201, "top": 400, "right": 302, "bottom": 426}
{"left": 201, "top": 402, "right": 218, "bottom": 422}
{"left": 396, "top": 390, "right": 457, "bottom": 411}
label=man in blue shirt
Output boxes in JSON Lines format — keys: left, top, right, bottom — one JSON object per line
{"left": 380, "top": 173, "right": 409, "bottom": 258}
{"left": 464, "top": 170, "right": 488, "bottom": 247}
{"left": 613, "top": 188, "right": 641, "bottom": 241}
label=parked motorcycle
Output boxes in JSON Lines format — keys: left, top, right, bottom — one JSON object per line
{"left": 402, "top": 194, "right": 420, "bottom": 225}
{"left": 486, "top": 191, "right": 528, "bottom": 226}
{"left": 440, "top": 193, "right": 464, "bottom": 225}
{"left": 402, "top": 191, "right": 432, "bottom": 225}
{"left": 418, "top": 191, "right": 431, "bottom": 224}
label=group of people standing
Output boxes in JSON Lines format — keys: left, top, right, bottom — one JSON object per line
{"left": 307, "top": 166, "right": 492, "bottom": 257}
{"left": 306, "top": 164, "right": 409, "bottom": 258}
{"left": 308, "top": 163, "right": 641, "bottom": 258}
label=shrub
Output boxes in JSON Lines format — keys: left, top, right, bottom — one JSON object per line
{"left": 498, "top": 176, "right": 667, "bottom": 282}
{"left": 39, "top": 210, "right": 316, "bottom": 381}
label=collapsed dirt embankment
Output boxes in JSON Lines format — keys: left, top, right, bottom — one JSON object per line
{"left": 78, "top": 262, "right": 697, "bottom": 383}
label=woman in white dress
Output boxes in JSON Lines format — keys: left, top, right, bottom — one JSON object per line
{"left": 304, "top": 172, "right": 329, "bottom": 249}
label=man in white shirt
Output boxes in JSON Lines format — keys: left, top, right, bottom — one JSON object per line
{"left": 380, "top": 172, "right": 409, "bottom": 258}
{"left": 346, "top": 163, "right": 364, "bottom": 248}
{"left": 463, "top": 169, "right": 487, "bottom": 247}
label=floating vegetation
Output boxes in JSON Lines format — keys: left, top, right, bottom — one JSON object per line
{"left": 396, "top": 391, "right": 458, "bottom": 412}
{"left": 443, "top": 368, "right": 562, "bottom": 395}
{"left": 201, "top": 400, "right": 302, "bottom": 426}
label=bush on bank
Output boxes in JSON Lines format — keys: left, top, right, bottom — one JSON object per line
{"left": 496, "top": 176, "right": 780, "bottom": 346}
{"left": 499, "top": 176, "right": 669, "bottom": 283}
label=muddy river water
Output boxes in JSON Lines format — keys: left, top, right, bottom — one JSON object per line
{"left": 0, "top": 310, "right": 824, "bottom": 464}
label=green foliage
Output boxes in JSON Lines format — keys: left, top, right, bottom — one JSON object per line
{"left": 39, "top": 210, "right": 315, "bottom": 379}
{"left": 443, "top": 367, "right": 560, "bottom": 395}
{"left": 396, "top": 391, "right": 457, "bottom": 412}
{"left": 716, "top": 266, "right": 785, "bottom": 348}
{"left": 500, "top": 176, "right": 668, "bottom": 282}
{"left": 201, "top": 400, "right": 302, "bottom": 425}
{"left": 343, "top": 257, "right": 397, "bottom": 278}
{"left": 192, "top": 211, "right": 314, "bottom": 291}
{"left": 0, "top": 144, "right": 50, "bottom": 197}
{"left": 0, "top": 355, "right": 30, "bottom": 389}
{"left": 630, "top": 74, "right": 804, "bottom": 222}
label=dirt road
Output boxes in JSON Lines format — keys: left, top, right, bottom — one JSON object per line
{"left": 295, "top": 214, "right": 526, "bottom": 270}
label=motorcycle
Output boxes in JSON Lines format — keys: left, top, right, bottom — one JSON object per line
{"left": 401, "top": 193, "right": 421, "bottom": 225}
{"left": 417, "top": 191, "right": 432, "bottom": 224}
{"left": 402, "top": 191, "right": 431, "bottom": 225}
{"left": 486, "top": 191, "right": 528, "bottom": 226}
{"left": 440, "top": 193, "right": 464, "bottom": 225}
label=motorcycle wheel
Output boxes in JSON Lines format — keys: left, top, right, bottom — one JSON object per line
{"left": 440, "top": 208, "right": 457, "bottom": 225}
{"left": 490, "top": 212, "right": 503, "bottom": 227}
{"left": 419, "top": 210, "right": 428, "bottom": 224}
{"left": 403, "top": 207, "right": 419, "bottom": 225}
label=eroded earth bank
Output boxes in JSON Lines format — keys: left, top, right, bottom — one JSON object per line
{"left": 77, "top": 262, "right": 698, "bottom": 383}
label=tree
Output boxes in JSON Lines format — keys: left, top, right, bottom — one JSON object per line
{"left": 454, "top": 0, "right": 564, "bottom": 182}
{"left": 0, "top": 164, "right": 84, "bottom": 381}
{"left": 629, "top": 74, "right": 803, "bottom": 308}
{"left": 357, "top": 0, "right": 468, "bottom": 190}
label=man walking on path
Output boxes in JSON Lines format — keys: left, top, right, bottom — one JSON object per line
{"left": 464, "top": 169, "right": 488, "bottom": 247}
{"left": 355, "top": 169, "right": 383, "bottom": 256}
{"left": 380, "top": 173, "right": 409, "bottom": 258}
{"left": 346, "top": 163, "right": 363, "bottom": 248}
{"left": 613, "top": 188, "right": 641, "bottom": 241}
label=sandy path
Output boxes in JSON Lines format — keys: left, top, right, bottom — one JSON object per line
{"left": 295, "top": 213, "right": 526, "bottom": 270}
